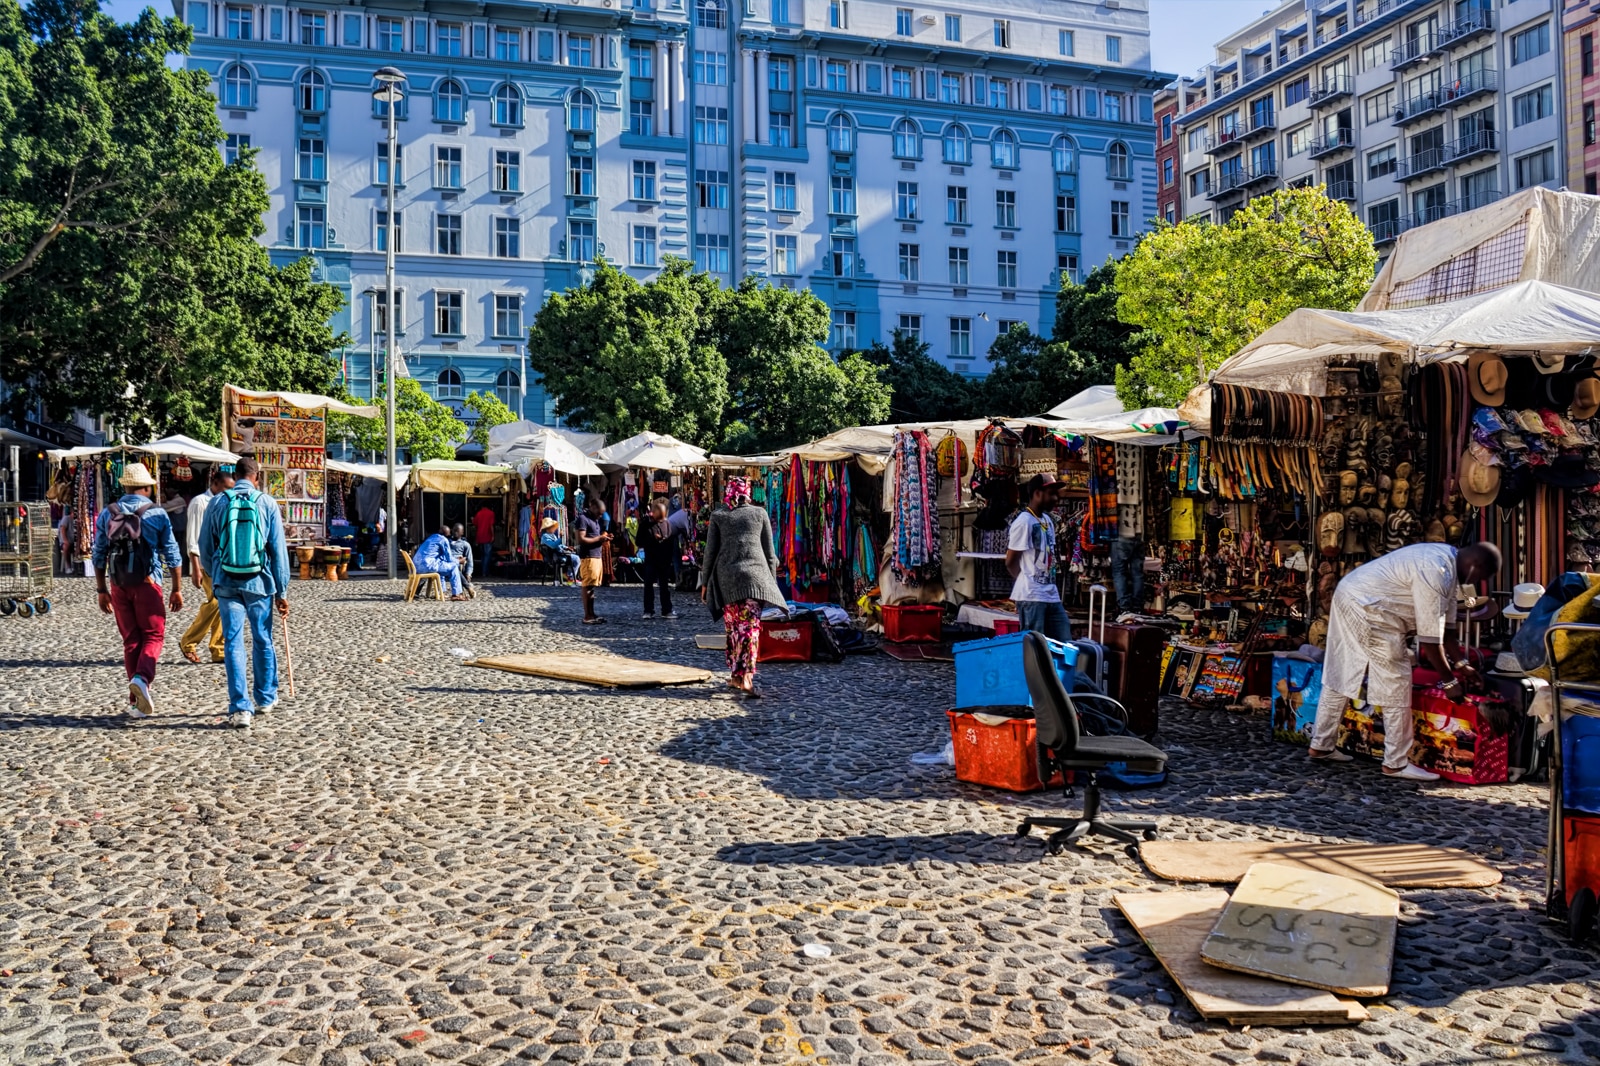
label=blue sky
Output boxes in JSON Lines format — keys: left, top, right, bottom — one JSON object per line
{"left": 111, "top": 0, "right": 1276, "bottom": 84}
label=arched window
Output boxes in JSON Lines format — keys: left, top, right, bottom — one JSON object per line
{"left": 892, "top": 118, "right": 920, "bottom": 159}
{"left": 1052, "top": 134, "right": 1076, "bottom": 174}
{"left": 493, "top": 84, "right": 522, "bottom": 127}
{"left": 221, "top": 64, "right": 253, "bottom": 108}
{"left": 297, "top": 69, "right": 326, "bottom": 113}
{"left": 1107, "top": 141, "right": 1131, "bottom": 180}
{"left": 436, "top": 368, "right": 463, "bottom": 400}
{"left": 991, "top": 128, "right": 1018, "bottom": 168}
{"left": 827, "top": 113, "right": 854, "bottom": 153}
{"left": 695, "top": 0, "right": 726, "bottom": 29}
{"left": 495, "top": 369, "right": 520, "bottom": 407}
{"left": 435, "top": 79, "right": 465, "bottom": 124}
{"left": 942, "top": 123, "right": 970, "bottom": 165}
{"left": 568, "top": 89, "right": 596, "bottom": 132}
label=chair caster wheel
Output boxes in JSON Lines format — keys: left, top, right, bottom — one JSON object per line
{"left": 1571, "top": 887, "right": 1597, "bottom": 945}
{"left": 1015, "top": 823, "right": 1032, "bottom": 839}
{"left": 1126, "top": 844, "right": 1141, "bottom": 860}
{"left": 1045, "top": 841, "right": 1065, "bottom": 856}
{"left": 1143, "top": 829, "right": 1159, "bottom": 841}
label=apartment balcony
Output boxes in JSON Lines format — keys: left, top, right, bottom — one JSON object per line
{"left": 1446, "top": 69, "right": 1498, "bottom": 108}
{"left": 1206, "top": 169, "right": 1250, "bottom": 200}
{"left": 1205, "top": 128, "right": 1245, "bottom": 155}
{"left": 1308, "top": 75, "right": 1355, "bottom": 108}
{"left": 1241, "top": 111, "right": 1278, "bottom": 141}
{"left": 1405, "top": 203, "right": 1454, "bottom": 230}
{"left": 1449, "top": 129, "right": 1498, "bottom": 165}
{"left": 1451, "top": 188, "right": 1503, "bottom": 215}
{"left": 1240, "top": 164, "right": 1279, "bottom": 188}
{"left": 1370, "top": 216, "right": 1406, "bottom": 244}
{"left": 1391, "top": 33, "right": 1438, "bottom": 71}
{"left": 1308, "top": 127, "right": 1355, "bottom": 159}
{"left": 1396, "top": 90, "right": 1448, "bottom": 125}
{"left": 1354, "top": 0, "right": 1406, "bottom": 28}
{"left": 1430, "top": 9, "right": 1493, "bottom": 54}
{"left": 1326, "top": 179, "right": 1357, "bottom": 203}
{"left": 1397, "top": 146, "right": 1450, "bottom": 182}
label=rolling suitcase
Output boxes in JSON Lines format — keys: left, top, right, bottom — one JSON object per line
{"left": 1070, "top": 584, "right": 1109, "bottom": 693}
{"left": 1102, "top": 620, "right": 1166, "bottom": 741}
{"left": 1485, "top": 672, "right": 1550, "bottom": 783}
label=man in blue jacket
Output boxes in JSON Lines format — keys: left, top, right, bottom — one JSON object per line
{"left": 414, "top": 525, "right": 467, "bottom": 600}
{"left": 199, "top": 456, "right": 291, "bottom": 730}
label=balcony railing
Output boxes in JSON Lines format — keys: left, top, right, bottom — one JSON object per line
{"left": 1326, "top": 179, "right": 1357, "bottom": 202}
{"left": 1370, "top": 216, "right": 1406, "bottom": 244}
{"left": 1430, "top": 9, "right": 1493, "bottom": 53}
{"left": 1241, "top": 164, "right": 1279, "bottom": 187}
{"left": 1207, "top": 168, "right": 1251, "bottom": 199}
{"left": 1396, "top": 70, "right": 1497, "bottom": 125}
{"left": 1407, "top": 202, "right": 1453, "bottom": 229}
{"left": 1354, "top": 0, "right": 1406, "bottom": 28}
{"left": 1452, "top": 188, "right": 1503, "bottom": 215}
{"left": 1397, "top": 145, "right": 1450, "bottom": 181}
{"left": 1391, "top": 32, "right": 1438, "bottom": 70}
{"left": 1308, "top": 127, "right": 1355, "bottom": 158}
{"left": 1205, "top": 127, "right": 1244, "bottom": 155}
{"left": 1308, "top": 75, "right": 1355, "bottom": 107}
{"left": 1450, "top": 129, "right": 1498, "bottom": 163}
{"left": 1241, "top": 110, "right": 1278, "bottom": 139}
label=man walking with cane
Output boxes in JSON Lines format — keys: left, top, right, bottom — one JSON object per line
{"left": 199, "top": 456, "right": 290, "bottom": 730}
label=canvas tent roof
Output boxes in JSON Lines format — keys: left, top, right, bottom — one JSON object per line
{"left": 1362, "top": 188, "right": 1600, "bottom": 312}
{"left": 408, "top": 460, "right": 518, "bottom": 495}
{"left": 1045, "top": 385, "right": 1125, "bottom": 421}
{"left": 485, "top": 420, "right": 605, "bottom": 456}
{"left": 1210, "top": 280, "right": 1600, "bottom": 396}
{"left": 47, "top": 434, "right": 240, "bottom": 464}
{"left": 486, "top": 429, "right": 603, "bottom": 476}
{"left": 1050, "top": 407, "right": 1187, "bottom": 445}
{"left": 595, "top": 431, "right": 708, "bottom": 470}
{"left": 326, "top": 459, "right": 411, "bottom": 490}
{"left": 222, "top": 385, "right": 379, "bottom": 418}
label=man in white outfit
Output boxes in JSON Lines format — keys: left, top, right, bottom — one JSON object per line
{"left": 1308, "top": 541, "right": 1500, "bottom": 782}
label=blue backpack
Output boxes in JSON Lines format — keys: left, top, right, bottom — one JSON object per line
{"left": 218, "top": 487, "right": 267, "bottom": 579}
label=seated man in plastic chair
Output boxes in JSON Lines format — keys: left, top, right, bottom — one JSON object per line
{"left": 538, "top": 518, "right": 580, "bottom": 584}
{"left": 414, "top": 525, "right": 467, "bottom": 601}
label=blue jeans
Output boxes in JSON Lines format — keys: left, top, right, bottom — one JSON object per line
{"left": 1110, "top": 536, "right": 1145, "bottom": 615}
{"left": 218, "top": 593, "right": 278, "bottom": 716}
{"left": 1018, "top": 599, "right": 1072, "bottom": 644}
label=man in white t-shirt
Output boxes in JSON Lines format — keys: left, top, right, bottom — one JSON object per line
{"left": 1006, "top": 473, "right": 1070, "bottom": 643}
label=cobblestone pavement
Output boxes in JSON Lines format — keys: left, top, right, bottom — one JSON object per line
{"left": 1, "top": 578, "right": 1596, "bottom": 1066}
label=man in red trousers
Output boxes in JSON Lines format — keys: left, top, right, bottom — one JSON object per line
{"left": 92, "top": 462, "right": 184, "bottom": 717}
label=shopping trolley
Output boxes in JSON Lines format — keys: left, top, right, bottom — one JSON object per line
{"left": 0, "top": 501, "right": 53, "bottom": 618}
{"left": 1543, "top": 622, "right": 1600, "bottom": 944}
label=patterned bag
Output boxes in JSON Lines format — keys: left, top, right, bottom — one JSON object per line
{"left": 983, "top": 427, "right": 1022, "bottom": 475}
{"left": 934, "top": 435, "right": 968, "bottom": 478}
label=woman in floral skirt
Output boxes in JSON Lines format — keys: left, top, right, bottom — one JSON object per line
{"left": 699, "top": 477, "right": 787, "bottom": 698}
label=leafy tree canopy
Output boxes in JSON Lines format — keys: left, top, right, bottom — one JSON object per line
{"left": 0, "top": 0, "right": 347, "bottom": 443}
{"left": 462, "top": 389, "right": 517, "bottom": 450}
{"left": 329, "top": 378, "right": 466, "bottom": 463}
{"left": 861, "top": 331, "right": 982, "bottom": 423}
{"left": 1113, "top": 186, "right": 1377, "bottom": 407}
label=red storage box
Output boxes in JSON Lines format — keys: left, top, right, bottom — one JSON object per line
{"left": 883, "top": 604, "right": 943, "bottom": 643}
{"left": 1563, "top": 814, "right": 1600, "bottom": 906}
{"left": 992, "top": 617, "right": 1021, "bottom": 636}
{"left": 946, "top": 709, "right": 1066, "bottom": 793}
{"left": 759, "top": 617, "right": 813, "bottom": 662}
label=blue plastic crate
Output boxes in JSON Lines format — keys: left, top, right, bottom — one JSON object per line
{"left": 954, "top": 632, "right": 1079, "bottom": 710}
{"left": 1563, "top": 710, "right": 1600, "bottom": 816}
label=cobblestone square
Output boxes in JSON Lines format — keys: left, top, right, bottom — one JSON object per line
{"left": 1, "top": 579, "right": 1596, "bottom": 1066}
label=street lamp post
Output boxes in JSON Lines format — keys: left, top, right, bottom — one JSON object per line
{"left": 373, "top": 67, "right": 405, "bottom": 580}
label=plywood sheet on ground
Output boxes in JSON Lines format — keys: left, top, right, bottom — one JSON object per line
{"left": 1115, "top": 891, "right": 1367, "bottom": 1026}
{"left": 1140, "top": 839, "right": 1500, "bottom": 889}
{"left": 1200, "top": 863, "right": 1399, "bottom": 997}
{"left": 467, "top": 653, "right": 712, "bottom": 688}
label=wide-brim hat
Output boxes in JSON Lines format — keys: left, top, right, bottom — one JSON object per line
{"left": 1494, "top": 651, "right": 1527, "bottom": 675}
{"left": 1534, "top": 457, "right": 1600, "bottom": 490}
{"left": 1496, "top": 464, "right": 1536, "bottom": 509}
{"left": 1573, "top": 376, "right": 1600, "bottom": 421}
{"left": 119, "top": 462, "right": 157, "bottom": 488}
{"left": 1468, "top": 350, "right": 1508, "bottom": 406}
{"left": 1532, "top": 351, "right": 1567, "bottom": 375}
{"left": 540, "top": 517, "right": 558, "bottom": 531}
{"left": 1459, "top": 450, "right": 1501, "bottom": 507}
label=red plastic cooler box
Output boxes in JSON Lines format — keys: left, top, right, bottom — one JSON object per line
{"left": 882, "top": 604, "right": 943, "bottom": 643}
{"left": 946, "top": 709, "right": 1067, "bottom": 792}
{"left": 759, "top": 617, "right": 813, "bottom": 662}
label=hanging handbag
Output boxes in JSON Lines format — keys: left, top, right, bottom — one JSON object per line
{"left": 984, "top": 427, "right": 1022, "bottom": 475}
{"left": 934, "top": 434, "right": 968, "bottom": 478}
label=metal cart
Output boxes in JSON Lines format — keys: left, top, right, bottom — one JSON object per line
{"left": 1543, "top": 622, "right": 1600, "bottom": 944}
{"left": 0, "top": 501, "right": 53, "bottom": 618}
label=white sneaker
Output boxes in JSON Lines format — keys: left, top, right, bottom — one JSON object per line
{"left": 128, "top": 676, "right": 155, "bottom": 717}
{"left": 229, "top": 711, "right": 253, "bottom": 730}
{"left": 1308, "top": 749, "right": 1353, "bottom": 763}
{"left": 1385, "top": 763, "right": 1441, "bottom": 782}
{"left": 256, "top": 701, "right": 277, "bottom": 715}
{"left": 124, "top": 701, "right": 147, "bottom": 720}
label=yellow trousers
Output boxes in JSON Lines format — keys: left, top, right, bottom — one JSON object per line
{"left": 180, "top": 573, "right": 225, "bottom": 661}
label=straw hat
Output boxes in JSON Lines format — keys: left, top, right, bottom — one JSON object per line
{"left": 1532, "top": 351, "right": 1566, "bottom": 375}
{"left": 119, "top": 462, "right": 157, "bottom": 489}
{"left": 1573, "top": 376, "right": 1600, "bottom": 421}
{"left": 540, "top": 517, "right": 558, "bottom": 532}
{"left": 1467, "top": 351, "right": 1508, "bottom": 406}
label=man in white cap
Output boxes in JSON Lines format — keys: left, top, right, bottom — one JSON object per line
{"left": 91, "top": 462, "right": 185, "bottom": 717}
{"left": 1308, "top": 541, "right": 1501, "bottom": 781}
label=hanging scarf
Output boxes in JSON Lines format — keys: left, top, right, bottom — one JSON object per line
{"left": 891, "top": 430, "right": 942, "bottom": 584}
{"left": 1086, "top": 441, "right": 1118, "bottom": 546}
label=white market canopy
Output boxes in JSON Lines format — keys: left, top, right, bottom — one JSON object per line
{"left": 47, "top": 434, "right": 240, "bottom": 465}
{"left": 595, "top": 431, "right": 709, "bottom": 471}
{"left": 325, "top": 458, "right": 411, "bottom": 490}
{"left": 222, "top": 385, "right": 379, "bottom": 418}
{"left": 486, "top": 428, "right": 604, "bottom": 477}
{"left": 1211, "top": 280, "right": 1600, "bottom": 397}
{"left": 1044, "top": 385, "right": 1126, "bottom": 422}
{"left": 1050, "top": 407, "right": 1187, "bottom": 445}
{"left": 485, "top": 420, "right": 605, "bottom": 457}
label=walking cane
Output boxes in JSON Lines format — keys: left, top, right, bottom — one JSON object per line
{"left": 282, "top": 610, "right": 297, "bottom": 698}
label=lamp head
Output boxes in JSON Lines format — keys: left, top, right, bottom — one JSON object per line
{"left": 372, "top": 67, "right": 406, "bottom": 101}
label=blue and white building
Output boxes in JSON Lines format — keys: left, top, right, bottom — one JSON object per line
{"left": 179, "top": 0, "right": 1166, "bottom": 420}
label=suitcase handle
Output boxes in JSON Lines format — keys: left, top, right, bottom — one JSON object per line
{"left": 1088, "top": 583, "right": 1108, "bottom": 643}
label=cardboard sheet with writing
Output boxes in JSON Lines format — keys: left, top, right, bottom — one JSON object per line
{"left": 1199, "top": 863, "right": 1399, "bottom": 997}
{"left": 1115, "top": 892, "right": 1367, "bottom": 1026}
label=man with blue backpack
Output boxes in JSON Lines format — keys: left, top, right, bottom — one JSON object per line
{"left": 199, "top": 456, "right": 291, "bottom": 730}
{"left": 92, "top": 462, "right": 184, "bottom": 718}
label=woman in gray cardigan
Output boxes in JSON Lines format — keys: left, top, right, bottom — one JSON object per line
{"left": 699, "top": 477, "right": 787, "bottom": 697}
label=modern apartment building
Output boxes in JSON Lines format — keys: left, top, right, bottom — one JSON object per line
{"left": 1168, "top": 0, "right": 1563, "bottom": 250}
{"left": 178, "top": 0, "right": 1166, "bottom": 423}
{"left": 1562, "top": 0, "right": 1600, "bottom": 192}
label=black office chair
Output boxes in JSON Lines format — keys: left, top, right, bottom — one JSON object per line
{"left": 1015, "top": 631, "right": 1169, "bottom": 856}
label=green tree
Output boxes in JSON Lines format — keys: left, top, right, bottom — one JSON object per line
{"left": 1114, "top": 186, "right": 1377, "bottom": 407}
{"left": 861, "top": 331, "right": 981, "bottom": 423}
{"left": 462, "top": 389, "right": 517, "bottom": 449}
{"left": 526, "top": 258, "right": 728, "bottom": 446}
{"left": 329, "top": 378, "right": 466, "bottom": 462}
{"left": 0, "top": 0, "right": 347, "bottom": 442}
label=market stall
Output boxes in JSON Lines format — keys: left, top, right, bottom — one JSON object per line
{"left": 404, "top": 460, "right": 520, "bottom": 562}
{"left": 488, "top": 429, "right": 603, "bottom": 571}
{"left": 221, "top": 386, "right": 379, "bottom": 545}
